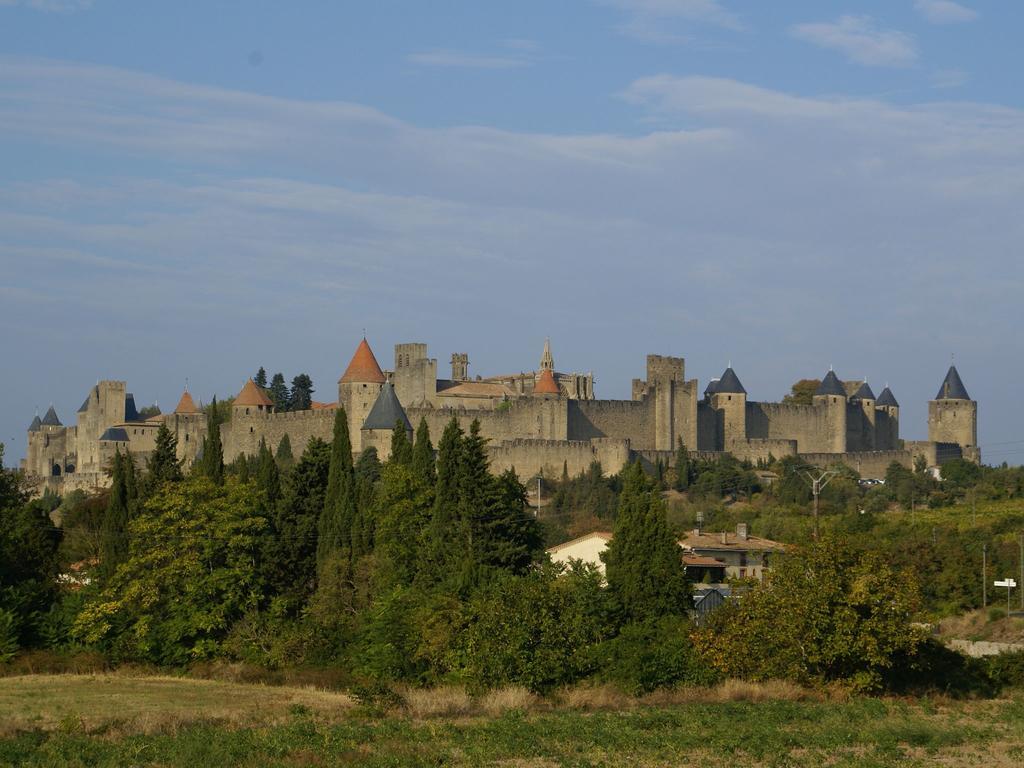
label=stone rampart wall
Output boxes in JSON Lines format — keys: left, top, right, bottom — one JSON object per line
{"left": 567, "top": 398, "right": 654, "bottom": 448}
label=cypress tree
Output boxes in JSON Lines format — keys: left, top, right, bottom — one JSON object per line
{"left": 674, "top": 438, "right": 690, "bottom": 491}
{"left": 257, "top": 438, "right": 281, "bottom": 504}
{"left": 317, "top": 406, "right": 356, "bottom": 574}
{"left": 99, "top": 451, "right": 130, "bottom": 582}
{"left": 417, "top": 417, "right": 463, "bottom": 587}
{"left": 146, "top": 422, "right": 182, "bottom": 492}
{"left": 201, "top": 398, "right": 224, "bottom": 485}
{"left": 276, "top": 434, "right": 294, "bottom": 469}
{"left": 456, "top": 419, "right": 492, "bottom": 582}
{"left": 353, "top": 447, "right": 381, "bottom": 555}
{"left": 479, "top": 468, "right": 543, "bottom": 574}
{"left": 269, "top": 373, "right": 290, "bottom": 412}
{"left": 236, "top": 453, "right": 251, "bottom": 483}
{"left": 390, "top": 421, "right": 413, "bottom": 466}
{"left": 411, "top": 417, "right": 435, "bottom": 487}
{"left": 254, "top": 367, "right": 268, "bottom": 390}
{"left": 603, "top": 461, "right": 690, "bottom": 623}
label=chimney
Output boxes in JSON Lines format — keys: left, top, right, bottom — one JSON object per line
{"left": 720, "top": 531, "right": 728, "bottom": 545}
{"left": 737, "top": 523, "right": 748, "bottom": 541}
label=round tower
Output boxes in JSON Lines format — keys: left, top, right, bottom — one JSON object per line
{"left": 875, "top": 385, "right": 900, "bottom": 450}
{"left": 928, "top": 365, "right": 977, "bottom": 452}
{"left": 812, "top": 369, "right": 847, "bottom": 454}
{"left": 338, "top": 338, "right": 386, "bottom": 453}
{"left": 709, "top": 366, "right": 747, "bottom": 449}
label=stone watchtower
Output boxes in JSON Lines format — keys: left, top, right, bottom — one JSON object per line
{"left": 360, "top": 381, "right": 413, "bottom": 461}
{"left": 928, "top": 365, "right": 977, "bottom": 454}
{"left": 813, "top": 370, "right": 848, "bottom": 453}
{"left": 849, "top": 381, "right": 876, "bottom": 451}
{"left": 875, "top": 385, "right": 900, "bottom": 450}
{"left": 709, "top": 366, "right": 747, "bottom": 447}
{"left": 338, "top": 338, "right": 386, "bottom": 453}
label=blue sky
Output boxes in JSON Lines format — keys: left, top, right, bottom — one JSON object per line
{"left": 2, "top": 1, "right": 1022, "bottom": 465}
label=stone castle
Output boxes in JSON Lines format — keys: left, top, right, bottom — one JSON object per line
{"left": 22, "top": 338, "right": 980, "bottom": 495}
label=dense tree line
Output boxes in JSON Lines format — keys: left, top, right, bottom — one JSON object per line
{"left": 254, "top": 367, "right": 315, "bottom": 412}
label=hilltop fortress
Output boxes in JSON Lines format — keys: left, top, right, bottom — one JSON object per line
{"left": 22, "top": 338, "right": 980, "bottom": 496}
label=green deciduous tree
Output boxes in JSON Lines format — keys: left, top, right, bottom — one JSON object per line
{"left": 73, "top": 478, "right": 268, "bottom": 664}
{"left": 693, "top": 537, "right": 923, "bottom": 692}
{"left": 603, "top": 461, "right": 689, "bottom": 623}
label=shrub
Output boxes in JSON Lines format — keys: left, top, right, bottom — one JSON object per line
{"left": 986, "top": 650, "right": 1024, "bottom": 690}
{"left": 451, "top": 564, "right": 612, "bottom": 693}
{"left": 594, "top": 616, "right": 718, "bottom": 694}
{"left": 987, "top": 607, "right": 1006, "bottom": 623}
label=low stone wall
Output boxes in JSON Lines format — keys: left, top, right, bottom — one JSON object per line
{"left": 946, "top": 638, "right": 1024, "bottom": 658}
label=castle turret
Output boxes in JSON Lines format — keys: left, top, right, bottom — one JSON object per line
{"left": 360, "top": 381, "right": 412, "bottom": 461}
{"left": 451, "top": 353, "right": 469, "bottom": 381}
{"left": 849, "top": 380, "right": 876, "bottom": 451}
{"left": 875, "top": 385, "right": 899, "bottom": 449}
{"left": 174, "top": 389, "right": 201, "bottom": 415}
{"left": 40, "top": 405, "right": 62, "bottom": 431}
{"left": 233, "top": 378, "right": 274, "bottom": 418}
{"left": 928, "top": 365, "right": 977, "bottom": 455}
{"left": 709, "top": 366, "right": 747, "bottom": 448}
{"left": 813, "top": 370, "right": 847, "bottom": 453}
{"left": 339, "top": 338, "right": 386, "bottom": 453}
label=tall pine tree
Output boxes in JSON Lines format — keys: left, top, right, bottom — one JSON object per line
{"left": 317, "top": 406, "right": 356, "bottom": 575}
{"left": 603, "top": 461, "right": 689, "bottom": 623}
{"left": 289, "top": 373, "right": 314, "bottom": 411}
{"left": 268, "top": 373, "right": 289, "bottom": 412}
{"left": 254, "top": 367, "right": 268, "bottom": 390}
{"left": 146, "top": 422, "right": 182, "bottom": 493}
{"left": 411, "top": 417, "right": 435, "bottom": 487}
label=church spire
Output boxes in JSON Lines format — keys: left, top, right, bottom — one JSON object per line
{"left": 540, "top": 338, "right": 554, "bottom": 372}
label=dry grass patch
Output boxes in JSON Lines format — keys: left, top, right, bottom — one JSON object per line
{"left": 558, "top": 683, "right": 633, "bottom": 711}
{"left": 477, "top": 686, "right": 538, "bottom": 716}
{"left": 0, "top": 674, "right": 354, "bottom": 735}
{"left": 399, "top": 684, "right": 474, "bottom": 719}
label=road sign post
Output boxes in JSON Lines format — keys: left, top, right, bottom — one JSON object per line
{"left": 995, "top": 578, "right": 1017, "bottom": 614}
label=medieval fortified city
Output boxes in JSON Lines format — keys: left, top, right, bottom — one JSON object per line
{"left": 24, "top": 338, "right": 980, "bottom": 496}
{"left": 4, "top": 3, "right": 1024, "bottom": 766}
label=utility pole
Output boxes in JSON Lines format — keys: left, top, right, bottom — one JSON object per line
{"left": 535, "top": 474, "right": 542, "bottom": 519}
{"left": 803, "top": 469, "right": 837, "bottom": 541}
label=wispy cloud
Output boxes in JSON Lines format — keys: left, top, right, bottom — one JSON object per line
{"left": 932, "top": 68, "right": 969, "bottom": 89}
{"left": 0, "top": 0, "right": 92, "bottom": 11}
{"left": 790, "top": 15, "right": 917, "bottom": 68}
{"left": 597, "top": 0, "right": 742, "bottom": 43}
{"left": 914, "top": 0, "right": 978, "bottom": 24}
{"left": 2, "top": 56, "right": 1023, "bottom": 456}
{"left": 407, "top": 49, "right": 530, "bottom": 70}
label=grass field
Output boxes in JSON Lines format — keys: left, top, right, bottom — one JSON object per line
{"left": 1, "top": 675, "right": 1023, "bottom": 767}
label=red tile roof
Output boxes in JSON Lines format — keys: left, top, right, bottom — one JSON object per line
{"left": 235, "top": 379, "right": 274, "bottom": 407}
{"left": 339, "top": 338, "right": 386, "bottom": 384}
{"left": 533, "top": 368, "right": 560, "bottom": 395}
{"left": 174, "top": 390, "right": 201, "bottom": 415}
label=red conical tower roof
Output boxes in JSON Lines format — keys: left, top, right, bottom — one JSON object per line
{"left": 174, "top": 390, "right": 200, "bottom": 414}
{"left": 235, "top": 379, "right": 274, "bottom": 407}
{"left": 534, "top": 367, "right": 560, "bottom": 396}
{"left": 339, "top": 338, "right": 386, "bottom": 384}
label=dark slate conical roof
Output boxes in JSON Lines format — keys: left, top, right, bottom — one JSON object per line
{"left": 41, "top": 405, "right": 62, "bottom": 427}
{"left": 78, "top": 394, "right": 91, "bottom": 413}
{"left": 852, "top": 381, "right": 875, "bottom": 400}
{"left": 816, "top": 370, "right": 847, "bottom": 397}
{"left": 704, "top": 379, "right": 720, "bottom": 396}
{"left": 28, "top": 415, "right": 42, "bottom": 432}
{"left": 124, "top": 393, "right": 142, "bottom": 422}
{"left": 99, "top": 427, "right": 129, "bottom": 442}
{"left": 936, "top": 365, "right": 970, "bottom": 400}
{"left": 716, "top": 367, "right": 747, "bottom": 395}
{"left": 362, "top": 382, "right": 412, "bottom": 431}
{"left": 876, "top": 387, "right": 899, "bottom": 407}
